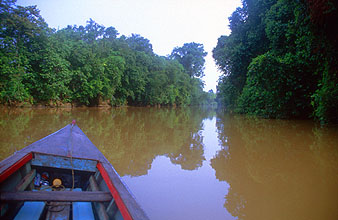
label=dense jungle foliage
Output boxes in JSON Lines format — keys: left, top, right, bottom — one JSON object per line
{"left": 0, "top": 0, "right": 214, "bottom": 107}
{"left": 213, "top": 0, "right": 338, "bottom": 124}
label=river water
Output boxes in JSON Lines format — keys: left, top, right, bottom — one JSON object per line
{"left": 0, "top": 107, "right": 337, "bottom": 220}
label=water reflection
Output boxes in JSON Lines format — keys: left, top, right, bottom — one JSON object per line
{"left": 168, "top": 131, "right": 205, "bottom": 170}
{"left": 2, "top": 107, "right": 338, "bottom": 219}
{"left": 211, "top": 113, "right": 338, "bottom": 220}
{"left": 89, "top": 107, "right": 213, "bottom": 176}
{"left": 0, "top": 108, "right": 74, "bottom": 159}
{"left": 0, "top": 107, "right": 214, "bottom": 177}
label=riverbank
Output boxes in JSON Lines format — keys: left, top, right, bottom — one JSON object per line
{"left": 0, "top": 101, "right": 181, "bottom": 109}
{"left": 0, "top": 99, "right": 112, "bottom": 108}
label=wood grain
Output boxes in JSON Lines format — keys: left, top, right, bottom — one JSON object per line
{"left": 1, "top": 191, "right": 112, "bottom": 202}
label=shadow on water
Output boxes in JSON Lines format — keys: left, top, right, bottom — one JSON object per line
{"left": 211, "top": 113, "right": 338, "bottom": 220}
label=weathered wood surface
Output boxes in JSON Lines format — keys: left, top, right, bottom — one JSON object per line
{"left": 13, "top": 201, "right": 45, "bottom": 220}
{"left": 89, "top": 175, "right": 110, "bottom": 220}
{"left": 72, "top": 188, "right": 95, "bottom": 220}
{"left": 15, "top": 169, "right": 36, "bottom": 191}
{"left": 0, "top": 125, "right": 104, "bottom": 175}
{"left": 0, "top": 153, "right": 32, "bottom": 183}
{"left": 31, "top": 154, "right": 97, "bottom": 172}
{"left": 1, "top": 191, "right": 112, "bottom": 202}
{"left": 100, "top": 162, "right": 149, "bottom": 220}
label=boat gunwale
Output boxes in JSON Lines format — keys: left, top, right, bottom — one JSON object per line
{"left": 0, "top": 152, "right": 33, "bottom": 183}
{"left": 0, "top": 123, "right": 150, "bottom": 220}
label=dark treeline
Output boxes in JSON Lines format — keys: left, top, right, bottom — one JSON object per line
{"left": 0, "top": 0, "right": 215, "bottom": 107}
{"left": 213, "top": 0, "right": 338, "bottom": 124}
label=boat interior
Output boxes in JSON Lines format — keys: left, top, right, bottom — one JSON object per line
{"left": 0, "top": 152, "right": 123, "bottom": 220}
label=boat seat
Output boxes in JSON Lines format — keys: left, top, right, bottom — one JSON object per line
{"left": 14, "top": 201, "right": 45, "bottom": 220}
{"left": 1, "top": 190, "right": 112, "bottom": 202}
{"left": 72, "top": 188, "right": 95, "bottom": 220}
{"left": 14, "top": 189, "right": 47, "bottom": 220}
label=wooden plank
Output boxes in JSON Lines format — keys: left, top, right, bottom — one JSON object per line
{"left": 73, "top": 202, "right": 94, "bottom": 220}
{"left": 15, "top": 169, "right": 36, "bottom": 191}
{"left": 1, "top": 191, "right": 112, "bottom": 202}
{"left": 0, "top": 153, "right": 32, "bottom": 183}
{"left": 89, "top": 175, "right": 109, "bottom": 220}
{"left": 3, "top": 124, "right": 108, "bottom": 163}
{"left": 14, "top": 202, "right": 45, "bottom": 220}
{"left": 31, "top": 154, "right": 97, "bottom": 172}
{"left": 0, "top": 169, "right": 23, "bottom": 217}
{"left": 0, "top": 124, "right": 148, "bottom": 219}
{"left": 97, "top": 162, "right": 133, "bottom": 220}
{"left": 106, "top": 198, "right": 118, "bottom": 218}
{"left": 21, "top": 163, "right": 34, "bottom": 190}
{"left": 0, "top": 169, "right": 22, "bottom": 192}
{"left": 98, "top": 162, "right": 149, "bottom": 220}
{"left": 89, "top": 175, "right": 100, "bottom": 191}
{"left": 72, "top": 188, "right": 95, "bottom": 220}
{"left": 20, "top": 163, "right": 31, "bottom": 177}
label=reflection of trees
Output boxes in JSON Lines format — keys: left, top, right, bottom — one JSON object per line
{"left": 0, "top": 108, "right": 75, "bottom": 159}
{"left": 211, "top": 114, "right": 338, "bottom": 220}
{"left": 0, "top": 107, "right": 215, "bottom": 176}
{"left": 87, "top": 107, "right": 211, "bottom": 176}
{"left": 169, "top": 131, "right": 205, "bottom": 170}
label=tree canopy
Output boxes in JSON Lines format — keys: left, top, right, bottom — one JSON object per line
{"left": 213, "top": 0, "right": 338, "bottom": 124}
{"left": 0, "top": 0, "right": 214, "bottom": 107}
{"left": 170, "top": 42, "right": 207, "bottom": 78}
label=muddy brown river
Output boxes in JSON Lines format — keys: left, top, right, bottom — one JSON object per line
{"left": 0, "top": 107, "right": 337, "bottom": 220}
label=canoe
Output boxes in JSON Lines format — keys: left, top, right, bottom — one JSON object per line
{"left": 0, "top": 121, "right": 149, "bottom": 220}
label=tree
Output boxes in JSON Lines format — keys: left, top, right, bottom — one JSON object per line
{"left": 0, "top": 0, "right": 50, "bottom": 103}
{"left": 170, "top": 42, "right": 207, "bottom": 78}
{"left": 126, "top": 34, "right": 153, "bottom": 55}
{"left": 213, "top": 0, "right": 338, "bottom": 123}
{"left": 0, "top": 1, "right": 213, "bottom": 107}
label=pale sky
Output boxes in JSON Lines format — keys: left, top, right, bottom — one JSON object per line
{"left": 17, "top": 0, "right": 241, "bottom": 92}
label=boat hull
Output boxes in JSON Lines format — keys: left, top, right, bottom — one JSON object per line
{"left": 0, "top": 124, "right": 149, "bottom": 220}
